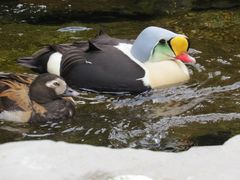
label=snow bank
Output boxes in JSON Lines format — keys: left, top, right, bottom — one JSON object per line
{"left": 0, "top": 135, "right": 239, "bottom": 180}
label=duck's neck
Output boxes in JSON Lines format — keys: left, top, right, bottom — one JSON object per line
{"left": 148, "top": 54, "right": 172, "bottom": 63}
{"left": 148, "top": 44, "right": 174, "bottom": 63}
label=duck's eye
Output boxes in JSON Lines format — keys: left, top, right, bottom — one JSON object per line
{"left": 53, "top": 82, "right": 60, "bottom": 86}
{"left": 159, "top": 39, "right": 166, "bottom": 45}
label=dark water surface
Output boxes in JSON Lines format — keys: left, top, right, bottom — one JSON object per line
{"left": 1, "top": 8, "right": 240, "bottom": 151}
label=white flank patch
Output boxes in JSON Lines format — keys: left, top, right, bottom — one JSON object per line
{"left": 85, "top": 60, "right": 92, "bottom": 64}
{"left": 114, "top": 43, "right": 150, "bottom": 86}
{"left": 0, "top": 111, "right": 27, "bottom": 122}
{"left": 47, "top": 52, "right": 62, "bottom": 76}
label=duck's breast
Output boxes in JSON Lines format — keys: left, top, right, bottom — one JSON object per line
{"left": 30, "top": 100, "right": 74, "bottom": 122}
{"left": 144, "top": 60, "right": 190, "bottom": 89}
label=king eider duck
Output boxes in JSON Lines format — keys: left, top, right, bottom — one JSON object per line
{"left": 17, "top": 26, "right": 196, "bottom": 94}
{"left": 0, "top": 73, "right": 79, "bottom": 123}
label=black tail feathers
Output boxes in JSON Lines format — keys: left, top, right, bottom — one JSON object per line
{"left": 17, "top": 57, "right": 38, "bottom": 69}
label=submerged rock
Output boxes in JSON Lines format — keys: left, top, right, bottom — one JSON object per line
{"left": 57, "top": 26, "right": 92, "bottom": 33}
{"left": 0, "top": 135, "right": 239, "bottom": 180}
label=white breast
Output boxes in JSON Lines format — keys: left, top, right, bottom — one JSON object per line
{"left": 144, "top": 60, "right": 190, "bottom": 89}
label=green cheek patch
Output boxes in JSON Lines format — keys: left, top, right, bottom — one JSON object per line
{"left": 149, "top": 44, "right": 174, "bottom": 62}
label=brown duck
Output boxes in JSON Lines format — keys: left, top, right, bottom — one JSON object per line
{"left": 0, "top": 73, "right": 79, "bottom": 123}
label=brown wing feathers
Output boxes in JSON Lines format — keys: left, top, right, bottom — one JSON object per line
{"left": 0, "top": 75, "right": 32, "bottom": 112}
{"left": 0, "top": 73, "right": 48, "bottom": 122}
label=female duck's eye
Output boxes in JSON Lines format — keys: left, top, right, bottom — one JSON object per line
{"left": 53, "top": 82, "right": 60, "bottom": 86}
{"left": 159, "top": 39, "right": 166, "bottom": 45}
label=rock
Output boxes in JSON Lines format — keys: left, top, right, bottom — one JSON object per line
{"left": 110, "top": 175, "right": 153, "bottom": 180}
{"left": 0, "top": 135, "right": 240, "bottom": 180}
{"left": 192, "top": 0, "right": 240, "bottom": 10}
{"left": 0, "top": 0, "right": 240, "bottom": 23}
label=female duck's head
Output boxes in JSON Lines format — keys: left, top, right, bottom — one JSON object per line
{"left": 130, "top": 26, "right": 195, "bottom": 63}
{"left": 29, "top": 74, "right": 79, "bottom": 104}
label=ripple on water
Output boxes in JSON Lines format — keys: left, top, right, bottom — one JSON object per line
{"left": 1, "top": 77, "right": 240, "bottom": 151}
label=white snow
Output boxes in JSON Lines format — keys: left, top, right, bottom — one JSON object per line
{"left": 0, "top": 135, "right": 240, "bottom": 180}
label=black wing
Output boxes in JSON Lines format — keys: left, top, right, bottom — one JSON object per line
{"left": 60, "top": 42, "right": 149, "bottom": 93}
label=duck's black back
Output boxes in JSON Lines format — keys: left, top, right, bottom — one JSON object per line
{"left": 60, "top": 44, "right": 149, "bottom": 93}
{"left": 17, "top": 32, "right": 150, "bottom": 93}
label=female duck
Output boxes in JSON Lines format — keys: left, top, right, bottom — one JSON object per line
{"left": 18, "top": 26, "right": 196, "bottom": 93}
{"left": 0, "top": 73, "right": 79, "bottom": 123}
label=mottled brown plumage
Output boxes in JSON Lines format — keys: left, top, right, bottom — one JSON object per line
{"left": 0, "top": 73, "right": 78, "bottom": 123}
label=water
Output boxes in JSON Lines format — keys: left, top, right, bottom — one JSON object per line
{"left": 1, "top": 8, "right": 240, "bottom": 151}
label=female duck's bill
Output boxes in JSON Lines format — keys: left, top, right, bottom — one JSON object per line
{"left": 0, "top": 73, "right": 79, "bottom": 123}
{"left": 17, "top": 26, "right": 196, "bottom": 94}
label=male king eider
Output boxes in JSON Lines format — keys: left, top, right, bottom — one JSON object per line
{"left": 0, "top": 73, "right": 79, "bottom": 123}
{"left": 17, "top": 26, "right": 196, "bottom": 94}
